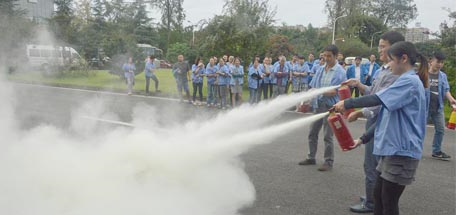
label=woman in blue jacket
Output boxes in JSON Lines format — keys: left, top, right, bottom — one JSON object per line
{"left": 259, "top": 57, "right": 274, "bottom": 100}
{"left": 248, "top": 59, "right": 264, "bottom": 104}
{"left": 272, "top": 56, "right": 289, "bottom": 98}
{"left": 216, "top": 59, "right": 230, "bottom": 109}
{"left": 205, "top": 58, "right": 218, "bottom": 107}
{"left": 334, "top": 41, "right": 428, "bottom": 215}
{"left": 230, "top": 58, "right": 244, "bottom": 107}
{"left": 191, "top": 57, "right": 205, "bottom": 105}
{"left": 122, "top": 57, "right": 136, "bottom": 95}
{"left": 292, "top": 55, "right": 310, "bottom": 93}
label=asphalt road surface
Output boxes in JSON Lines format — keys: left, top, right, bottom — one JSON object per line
{"left": 11, "top": 83, "right": 456, "bottom": 215}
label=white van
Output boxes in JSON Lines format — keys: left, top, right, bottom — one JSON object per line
{"left": 26, "top": 44, "right": 82, "bottom": 70}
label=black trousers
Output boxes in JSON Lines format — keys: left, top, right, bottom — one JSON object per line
{"left": 192, "top": 83, "right": 203, "bottom": 102}
{"left": 145, "top": 76, "right": 159, "bottom": 93}
{"left": 374, "top": 176, "right": 406, "bottom": 215}
{"left": 262, "top": 83, "right": 273, "bottom": 100}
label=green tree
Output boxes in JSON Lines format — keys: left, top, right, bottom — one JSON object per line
{"left": 366, "top": 0, "right": 417, "bottom": 28}
{"left": 265, "top": 35, "right": 295, "bottom": 59}
{"left": 198, "top": 0, "right": 276, "bottom": 66}
{"left": 166, "top": 42, "right": 197, "bottom": 63}
{"left": 336, "top": 38, "right": 370, "bottom": 57}
{"left": 325, "top": 0, "right": 367, "bottom": 35}
{"left": 275, "top": 24, "right": 332, "bottom": 58}
{"left": 50, "top": 0, "right": 79, "bottom": 45}
{"left": 151, "top": 0, "right": 185, "bottom": 53}
{"left": 0, "top": 0, "right": 33, "bottom": 72}
{"left": 439, "top": 11, "right": 456, "bottom": 97}
{"left": 341, "top": 14, "right": 387, "bottom": 46}
{"left": 0, "top": 0, "right": 26, "bottom": 16}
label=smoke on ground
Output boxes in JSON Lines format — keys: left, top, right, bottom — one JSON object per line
{"left": 0, "top": 71, "right": 335, "bottom": 215}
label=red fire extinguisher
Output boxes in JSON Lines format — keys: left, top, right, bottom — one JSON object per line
{"left": 327, "top": 112, "right": 355, "bottom": 151}
{"left": 447, "top": 105, "right": 456, "bottom": 130}
{"left": 338, "top": 85, "right": 354, "bottom": 119}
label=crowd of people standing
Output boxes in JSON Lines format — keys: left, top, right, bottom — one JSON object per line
{"left": 121, "top": 31, "right": 456, "bottom": 215}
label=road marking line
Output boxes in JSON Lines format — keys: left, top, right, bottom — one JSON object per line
{"left": 81, "top": 116, "right": 135, "bottom": 127}
{"left": 14, "top": 82, "right": 180, "bottom": 102}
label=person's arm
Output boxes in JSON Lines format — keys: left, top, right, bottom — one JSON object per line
{"left": 361, "top": 123, "right": 376, "bottom": 144}
{"left": 351, "top": 123, "right": 376, "bottom": 149}
{"left": 323, "top": 90, "right": 337, "bottom": 97}
{"left": 345, "top": 94, "right": 382, "bottom": 109}
{"left": 446, "top": 92, "right": 456, "bottom": 105}
{"left": 303, "top": 65, "right": 309, "bottom": 77}
{"left": 334, "top": 94, "right": 382, "bottom": 112}
{"left": 442, "top": 74, "right": 456, "bottom": 105}
{"left": 342, "top": 78, "right": 369, "bottom": 94}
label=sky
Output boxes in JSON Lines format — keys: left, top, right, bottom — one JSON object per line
{"left": 151, "top": 0, "right": 456, "bottom": 33}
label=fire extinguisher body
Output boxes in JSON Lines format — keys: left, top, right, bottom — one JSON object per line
{"left": 328, "top": 113, "right": 355, "bottom": 151}
{"left": 338, "top": 86, "right": 354, "bottom": 118}
{"left": 447, "top": 108, "right": 456, "bottom": 130}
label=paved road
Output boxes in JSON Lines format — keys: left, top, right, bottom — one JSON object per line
{"left": 12, "top": 83, "right": 456, "bottom": 215}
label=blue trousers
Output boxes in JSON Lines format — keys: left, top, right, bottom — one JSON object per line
{"left": 428, "top": 110, "right": 445, "bottom": 154}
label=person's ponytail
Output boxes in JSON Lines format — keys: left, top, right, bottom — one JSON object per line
{"left": 416, "top": 53, "right": 429, "bottom": 88}
{"left": 388, "top": 41, "right": 429, "bottom": 88}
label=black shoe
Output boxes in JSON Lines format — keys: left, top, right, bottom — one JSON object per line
{"left": 317, "top": 163, "right": 332, "bottom": 171}
{"left": 432, "top": 151, "right": 451, "bottom": 161}
{"left": 350, "top": 202, "right": 374, "bottom": 213}
{"left": 298, "top": 159, "right": 316, "bottom": 165}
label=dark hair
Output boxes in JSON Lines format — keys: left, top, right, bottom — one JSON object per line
{"left": 149, "top": 55, "right": 155, "bottom": 59}
{"left": 194, "top": 57, "right": 201, "bottom": 65}
{"left": 298, "top": 55, "right": 305, "bottom": 60}
{"left": 324, "top": 44, "right": 339, "bottom": 56}
{"left": 355, "top": 56, "right": 362, "bottom": 61}
{"left": 388, "top": 41, "right": 429, "bottom": 88}
{"left": 432, "top": 51, "right": 446, "bottom": 61}
{"left": 380, "top": 31, "right": 405, "bottom": 46}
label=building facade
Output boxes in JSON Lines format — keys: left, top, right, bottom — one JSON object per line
{"left": 17, "top": 0, "right": 55, "bottom": 24}
{"left": 405, "top": 23, "right": 430, "bottom": 43}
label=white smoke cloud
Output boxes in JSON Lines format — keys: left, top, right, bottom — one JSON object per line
{"left": 0, "top": 57, "right": 336, "bottom": 214}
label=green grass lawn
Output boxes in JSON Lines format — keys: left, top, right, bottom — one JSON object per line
{"left": 8, "top": 69, "right": 251, "bottom": 100}
{"left": 8, "top": 69, "right": 454, "bottom": 121}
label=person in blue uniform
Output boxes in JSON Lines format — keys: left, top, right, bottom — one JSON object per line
{"left": 298, "top": 45, "right": 346, "bottom": 172}
{"left": 205, "top": 58, "right": 218, "bottom": 107}
{"left": 144, "top": 55, "right": 159, "bottom": 94}
{"left": 334, "top": 41, "right": 429, "bottom": 215}
{"left": 122, "top": 57, "right": 136, "bottom": 95}
{"left": 191, "top": 57, "right": 205, "bottom": 105}
{"left": 427, "top": 51, "right": 456, "bottom": 160}
{"left": 248, "top": 59, "right": 264, "bottom": 104}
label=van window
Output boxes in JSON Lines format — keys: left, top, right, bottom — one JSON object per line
{"left": 29, "top": 49, "right": 40, "bottom": 57}
{"left": 41, "top": 50, "right": 51, "bottom": 57}
{"left": 52, "top": 50, "right": 62, "bottom": 57}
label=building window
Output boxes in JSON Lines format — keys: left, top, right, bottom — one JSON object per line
{"left": 28, "top": 0, "right": 38, "bottom": 3}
